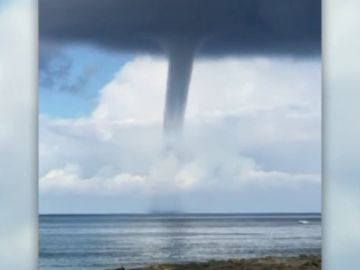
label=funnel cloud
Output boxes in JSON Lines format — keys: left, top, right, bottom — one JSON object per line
{"left": 163, "top": 40, "right": 196, "bottom": 135}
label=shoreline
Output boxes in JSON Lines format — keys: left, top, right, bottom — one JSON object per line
{"left": 114, "top": 255, "right": 321, "bottom": 270}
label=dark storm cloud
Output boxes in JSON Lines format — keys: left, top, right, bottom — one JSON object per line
{"left": 39, "top": 0, "right": 321, "bottom": 57}
{"left": 40, "top": 43, "right": 97, "bottom": 93}
{"left": 39, "top": 43, "right": 72, "bottom": 90}
{"left": 39, "top": 0, "right": 321, "bottom": 134}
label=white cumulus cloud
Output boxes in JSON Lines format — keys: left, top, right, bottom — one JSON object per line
{"left": 39, "top": 55, "right": 321, "bottom": 212}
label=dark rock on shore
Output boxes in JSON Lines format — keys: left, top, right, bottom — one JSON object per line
{"left": 122, "top": 255, "right": 321, "bottom": 270}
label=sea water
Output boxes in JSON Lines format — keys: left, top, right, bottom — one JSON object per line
{"left": 39, "top": 213, "right": 321, "bottom": 270}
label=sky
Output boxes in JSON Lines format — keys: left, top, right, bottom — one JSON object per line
{"left": 39, "top": 51, "right": 321, "bottom": 214}
{"left": 38, "top": 0, "right": 322, "bottom": 214}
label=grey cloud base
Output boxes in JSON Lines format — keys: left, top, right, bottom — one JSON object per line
{"left": 39, "top": 0, "right": 321, "bottom": 57}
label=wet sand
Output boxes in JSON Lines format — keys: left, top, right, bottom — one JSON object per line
{"left": 114, "top": 255, "right": 321, "bottom": 270}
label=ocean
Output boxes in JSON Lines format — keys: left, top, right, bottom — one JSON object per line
{"left": 39, "top": 213, "right": 321, "bottom": 270}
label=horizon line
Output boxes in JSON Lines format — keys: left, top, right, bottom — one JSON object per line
{"left": 39, "top": 211, "right": 322, "bottom": 216}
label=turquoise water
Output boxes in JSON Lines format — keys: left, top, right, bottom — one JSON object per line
{"left": 39, "top": 213, "right": 321, "bottom": 269}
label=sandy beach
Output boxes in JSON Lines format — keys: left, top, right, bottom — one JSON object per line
{"left": 113, "top": 255, "right": 321, "bottom": 270}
